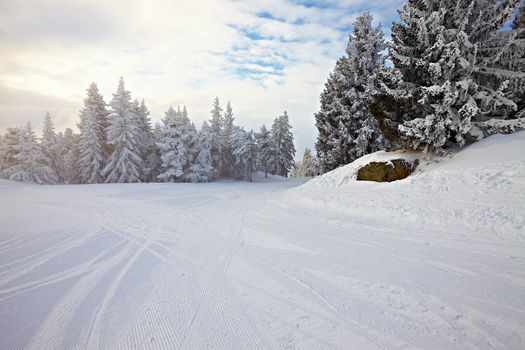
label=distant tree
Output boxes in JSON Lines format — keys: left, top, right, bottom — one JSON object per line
{"left": 58, "top": 128, "right": 81, "bottom": 184}
{"left": 271, "top": 111, "right": 295, "bottom": 177}
{"left": 0, "top": 127, "right": 23, "bottom": 178}
{"left": 298, "top": 148, "right": 316, "bottom": 177}
{"left": 78, "top": 83, "right": 109, "bottom": 184}
{"left": 187, "top": 121, "right": 214, "bottom": 182}
{"left": 220, "top": 101, "right": 236, "bottom": 177}
{"left": 208, "top": 97, "right": 224, "bottom": 179}
{"left": 231, "top": 127, "right": 257, "bottom": 182}
{"left": 103, "top": 77, "right": 143, "bottom": 183}
{"left": 5, "top": 122, "right": 58, "bottom": 184}
{"left": 157, "top": 106, "right": 197, "bottom": 182}
{"left": 255, "top": 124, "right": 275, "bottom": 178}
{"left": 41, "top": 112, "right": 62, "bottom": 182}
{"left": 132, "top": 98, "right": 159, "bottom": 182}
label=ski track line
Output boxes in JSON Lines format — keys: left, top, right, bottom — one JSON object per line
{"left": 0, "top": 238, "right": 127, "bottom": 302}
{"left": 230, "top": 277, "right": 339, "bottom": 350}
{"left": 0, "top": 231, "right": 83, "bottom": 273}
{"left": 83, "top": 217, "right": 161, "bottom": 350}
{"left": 24, "top": 241, "right": 138, "bottom": 350}
{"left": 179, "top": 210, "right": 266, "bottom": 350}
{"left": 242, "top": 250, "right": 389, "bottom": 350}
{"left": 0, "top": 228, "right": 108, "bottom": 290}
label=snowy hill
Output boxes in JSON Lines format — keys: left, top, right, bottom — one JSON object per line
{"left": 0, "top": 132, "right": 524, "bottom": 349}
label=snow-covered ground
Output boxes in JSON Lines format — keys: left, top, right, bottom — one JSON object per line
{"left": 1, "top": 132, "right": 524, "bottom": 350}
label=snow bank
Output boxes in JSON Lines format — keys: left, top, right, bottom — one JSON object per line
{"left": 298, "top": 131, "right": 525, "bottom": 190}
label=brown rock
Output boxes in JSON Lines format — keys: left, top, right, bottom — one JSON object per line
{"left": 357, "top": 159, "right": 418, "bottom": 182}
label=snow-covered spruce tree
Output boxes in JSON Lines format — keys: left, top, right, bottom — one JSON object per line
{"left": 370, "top": 0, "right": 521, "bottom": 152}
{"left": 231, "top": 127, "right": 257, "bottom": 182}
{"left": 0, "top": 127, "right": 23, "bottom": 178}
{"left": 208, "top": 97, "right": 224, "bottom": 179}
{"left": 157, "top": 106, "right": 197, "bottom": 182}
{"left": 271, "top": 111, "right": 296, "bottom": 177}
{"left": 58, "top": 128, "right": 81, "bottom": 184}
{"left": 474, "top": 0, "right": 525, "bottom": 128}
{"left": 315, "top": 61, "right": 352, "bottom": 172}
{"left": 132, "top": 99, "right": 159, "bottom": 182}
{"left": 103, "top": 77, "right": 143, "bottom": 183}
{"left": 298, "top": 148, "right": 316, "bottom": 177}
{"left": 343, "top": 13, "right": 388, "bottom": 159}
{"left": 513, "top": 3, "right": 525, "bottom": 118}
{"left": 78, "top": 83, "right": 109, "bottom": 184}
{"left": 41, "top": 113, "right": 63, "bottom": 182}
{"left": 315, "top": 12, "right": 387, "bottom": 172}
{"left": 5, "top": 122, "right": 58, "bottom": 184}
{"left": 187, "top": 121, "right": 214, "bottom": 182}
{"left": 220, "top": 101, "right": 236, "bottom": 177}
{"left": 255, "top": 124, "right": 275, "bottom": 178}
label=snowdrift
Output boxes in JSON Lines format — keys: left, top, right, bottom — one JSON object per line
{"left": 299, "top": 131, "right": 525, "bottom": 190}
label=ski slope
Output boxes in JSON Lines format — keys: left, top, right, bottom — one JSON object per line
{"left": 1, "top": 132, "right": 524, "bottom": 350}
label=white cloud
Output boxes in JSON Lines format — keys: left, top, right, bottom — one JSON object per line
{"left": 0, "top": 0, "right": 405, "bottom": 156}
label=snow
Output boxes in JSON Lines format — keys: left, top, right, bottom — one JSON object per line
{"left": 1, "top": 132, "right": 524, "bottom": 349}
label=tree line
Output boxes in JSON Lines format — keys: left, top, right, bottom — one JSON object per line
{"left": 0, "top": 78, "right": 296, "bottom": 184}
{"left": 316, "top": 1, "right": 525, "bottom": 173}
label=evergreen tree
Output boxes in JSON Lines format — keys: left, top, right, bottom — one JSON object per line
{"left": 370, "top": 0, "right": 522, "bottom": 152}
{"left": 0, "top": 127, "right": 23, "bottom": 178}
{"left": 41, "top": 112, "right": 62, "bottom": 182}
{"left": 132, "top": 98, "right": 159, "bottom": 182}
{"left": 231, "top": 127, "right": 257, "bottom": 182}
{"left": 298, "top": 148, "right": 316, "bottom": 177}
{"left": 187, "top": 121, "right": 214, "bottom": 182}
{"left": 315, "top": 12, "right": 387, "bottom": 172}
{"left": 103, "top": 77, "right": 143, "bottom": 183}
{"left": 220, "top": 101, "right": 236, "bottom": 177}
{"left": 254, "top": 124, "right": 275, "bottom": 178}
{"left": 60, "top": 128, "right": 81, "bottom": 184}
{"left": 78, "top": 83, "right": 109, "bottom": 184}
{"left": 5, "top": 122, "right": 58, "bottom": 184}
{"left": 209, "top": 97, "right": 224, "bottom": 179}
{"left": 157, "top": 106, "right": 196, "bottom": 182}
{"left": 271, "top": 111, "right": 296, "bottom": 177}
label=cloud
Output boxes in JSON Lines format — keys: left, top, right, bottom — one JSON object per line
{"left": 0, "top": 0, "right": 406, "bottom": 157}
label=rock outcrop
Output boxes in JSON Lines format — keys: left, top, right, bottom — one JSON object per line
{"left": 357, "top": 159, "right": 418, "bottom": 182}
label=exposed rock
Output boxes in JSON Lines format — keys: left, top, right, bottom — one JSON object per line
{"left": 357, "top": 159, "right": 418, "bottom": 182}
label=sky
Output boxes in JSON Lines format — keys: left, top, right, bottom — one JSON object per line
{"left": 0, "top": 0, "right": 407, "bottom": 157}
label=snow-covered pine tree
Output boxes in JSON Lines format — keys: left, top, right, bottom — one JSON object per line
{"left": 78, "top": 83, "right": 109, "bottom": 184}
{"left": 5, "top": 122, "right": 58, "bottom": 184}
{"left": 315, "top": 60, "right": 352, "bottom": 172}
{"left": 298, "top": 148, "right": 316, "bottom": 177}
{"left": 343, "top": 13, "right": 387, "bottom": 159}
{"left": 370, "top": 0, "right": 521, "bottom": 152}
{"left": 103, "top": 77, "right": 143, "bottom": 183}
{"left": 473, "top": 0, "right": 525, "bottom": 128}
{"left": 0, "top": 127, "right": 23, "bottom": 178}
{"left": 209, "top": 97, "right": 224, "bottom": 179}
{"left": 187, "top": 121, "right": 214, "bottom": 182}
{"left": 513, "top": 2, "right": 525, "bottom": 117}
{"left": 60, "top": 128, "right": 81, "bottom": 184}
{"left": 157, "top": 106, "right": 197, "bottom": 182}
{"left": 231, "top": 127, "right": 257, "bottom": 182}
{"left": 254, "top": 124, "right": 274, "bottom": 178}
{"left": 315, "top": 12, "right": 387, "bottom": 172}
{"left": 41, "top": 112, "right": 63, "bottom": 182}
{"left": 271, "top": 111, "right": 295, "bottom": 177}
{"left": 132, "top": 99, "right": 159, "bottom": 182}
{"left": 220, "top": 101, "right": 236, "bottom": 177}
